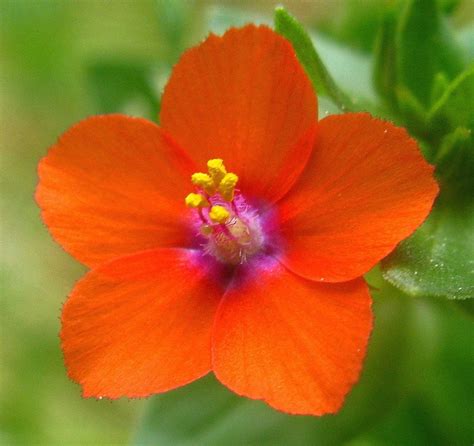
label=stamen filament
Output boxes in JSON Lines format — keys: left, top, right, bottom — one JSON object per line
{"left": 197, "top": 208, "right": 208, "bottom": 224}
{"left": 184, "top": 158, "right": 263, "bottom": 265}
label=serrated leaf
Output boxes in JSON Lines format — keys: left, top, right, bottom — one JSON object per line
{"left": 133, "top": 282, "right": 438, "bottom": 445}
{"left": 274, "top": 7, "right": 355, "bottom": 111}
{"left": 382, "top": 203, "right": 474, "bottom": 300}
{"left": 396, "top": 0, "right": 465, "bottom": 107}
{"left": 382, "top": 128, "right": 474, "bottom": 299}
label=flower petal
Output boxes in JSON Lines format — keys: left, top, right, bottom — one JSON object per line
{"left": 160, "top": 25, "right": 317, "bottom": 203}
{"left": 212, "top": 261, "right": 372, "bottom": 415}
{"left": 277, "top": 113, "right": 439, "bottom": 282}
{"left": 36, "top": 115, "right": 197, "bottom": 268}
{"left": 61, "top": 248, "right": 221, "bottom": 398}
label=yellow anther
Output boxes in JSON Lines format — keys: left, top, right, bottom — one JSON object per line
{"left": 207, "top": 158, "right": 227, "bottom": 185}
{"left": 185, "top": 193, "right": 209, "bottom": 208}
{"left": 191, "top": 172, "right": 215, "bottom": 195}
{"left": 219, "top": 172, "right": 239, "bottom": 201}
{"left": 209, "top": 205, "right": 230, "bottom": 224}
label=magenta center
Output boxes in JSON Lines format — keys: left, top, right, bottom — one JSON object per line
{"left": 199, "top": 194, "right": 265, "bottom": 265}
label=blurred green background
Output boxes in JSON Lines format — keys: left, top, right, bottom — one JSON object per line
{"left": 1, "top": 0, "right": 473, "bottom": 444}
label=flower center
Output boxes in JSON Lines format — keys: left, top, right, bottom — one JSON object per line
{"left": 185, "top": 159, "right": 264, "bottom": 265}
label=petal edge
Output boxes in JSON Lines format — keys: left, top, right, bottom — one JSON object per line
{"left": 212, "top": 261, "right": 372, "bottom": 415}
{"left": 61, "top": 248, "right": 221, "bottom": 398}
{"left": 161, "top": 25, "right": 318, "bottom": 203}
{"left": 37, "top": 115, "right": 196, "bottom": 267}
{"left": 277, "top": 113, "right": 439, "bottom": 282}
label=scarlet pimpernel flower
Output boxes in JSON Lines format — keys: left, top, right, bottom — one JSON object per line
{"left": 36, "top": 25, "right": 438, "bottom": 415}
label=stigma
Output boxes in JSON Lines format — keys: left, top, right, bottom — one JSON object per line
{"left": 185, "top": 159, "right": 264, "bottom": 265}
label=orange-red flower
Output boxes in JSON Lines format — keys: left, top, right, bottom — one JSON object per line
{"left": 36, "top": 25, "right": 438, "bottom": 416}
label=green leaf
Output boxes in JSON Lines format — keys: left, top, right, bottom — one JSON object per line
{"left": 396, "top": 0, "right": 465, "bottom": 107}
{"left": 382, "top": 201, "right": 474, "bottom": 300}
{"left": 454, "top": 298, "right": 474, "bottom": 317}
{"left": 418, "top": 300, "right": 474, "bottom": 442}
{"left": 347, "top": 298, "right": 474, "bottom": 445}
{"left": 434, "top": 126, "right": 474, "bottom": 186}
{"left": 274, "top": 7, "right": 355, "bottom": 111}
{"left": 427, "top": 64, "right": 474, "bottom": 138}
{"left": 430, "top": 72, "right": 450, "bottom": 105}
{"left": 382, "top": 127, "right": 474, "bottom": 299}
{"left": 133, "top": 281, "right": 438, "bottom": 445}
{"left": 439, "top": 0, "right": 462, "bottom": 14}
{"left": 373, "top": 11, "right": 400, "bottom": 110}
{"left": 395, "top": 85, "right": 429, "bottom": 137}
{"left": 86, "top": 60, "right": 159, "bottom": 119}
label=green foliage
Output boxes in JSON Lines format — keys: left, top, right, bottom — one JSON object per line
{"left": 383, "top": 127, "right": 474, "bottom": 299}
{"left": 427, "top": 65, "right": 474, "bottom": 139}
{"left": 396, "top": 0, "right": 465, "bottom": 107}
{"left": 373, "top": 12, "right": 399, "bottom": 110}
{"left": 275, "top": 7, "right": 355, "bottom": 111}
{"left": 373, "top": 0, "right": 468, "bottom": 133}
{"left": 430, "top": 72, "right": 451, "bottom": 105}
{"left": 382, "top": 197, "right": 474, "bottom": 300}
{"left": 87, "top": 60, "right": 158, "bottom": 119}
{"left": 395, "top": 85, "right": 429, "bottom": 136}
{"left": 372, "top": 0, "right": 474, "bottom": 300}
{"left": 349, "top": 294, "right": 474, "bottom": 445}
{"left": 382, "top": 64, "right": 474, "bottom": 301}
{"left": 155, "top": 0, "right": 197, "bottom": 62}
{"left": 321, "top": 0, "right": 398, "bottom": 53}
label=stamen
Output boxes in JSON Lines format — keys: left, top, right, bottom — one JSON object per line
{"left": 191, "top": 173, "right": 215, "bottom": 195}
{"left": 185, "top": 158, "right": 264, "bottom": 265}
{"left": 219, "top": 173, "right": 239, "bottom": 201}
{"left": 209, "top": 205, "right": 230, "bottom": 224}
{"left": 185, "top": 193, "right": 209, "bottom": 208}
{"left": 197, "top": 208, "right": 208, "bottom": 224}
{"left": 207, "top": 158, "right": 227, "bottom": 185}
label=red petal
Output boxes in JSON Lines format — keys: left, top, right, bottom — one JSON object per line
{"left": 277, "top": 113, "right": 439, "bottom": 282}
{"left": 61, "top": 249, "right": 221, "bottom": 398}
{"left": 160, "top": 25, "right": 317, "bottom": 203}
{"left": 36, "top": 115, "right": 196, "bottom": 268}
{"left": 212, "top": 261, "right": 372, "bottom": 415}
